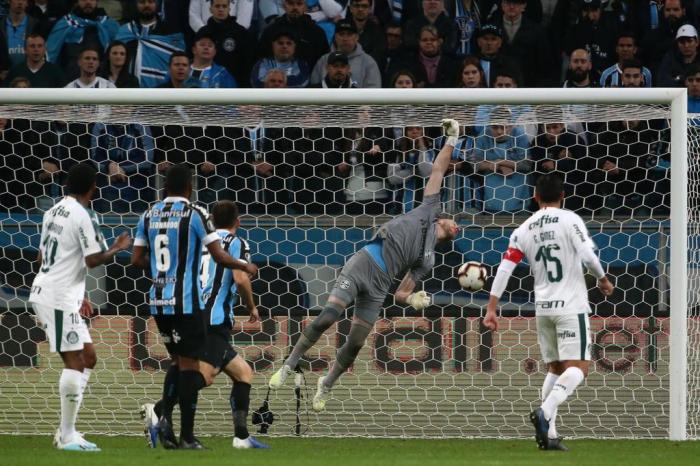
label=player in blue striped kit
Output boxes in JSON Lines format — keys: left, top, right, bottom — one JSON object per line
{"left": 131, "top": 164, "right": 257, "bottom": 449}
{"left": 197, "top": 201, "right": 269, "bottom": 449}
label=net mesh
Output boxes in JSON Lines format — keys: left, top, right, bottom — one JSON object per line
{"left": 0, "top": 101, "right": 694, "bottom": 439}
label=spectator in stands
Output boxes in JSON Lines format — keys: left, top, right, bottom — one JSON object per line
{"left": 90, "top": 121, "right": 155, "bottom": 213}
{"left": 377, "top": 22, "right": 411, "bottom": 85}
{"left": 475, "top": 23, "right": 518, "bottom": 87}
{"left": 190, "top": 0, "right": 255, "bottom": 31}
{"left": 98, "top": 41, "right": 139, "bottom": 87}
{"left": 495, "top": 0, "right": 554, "bottom": 87}
{"left": 564, "top": 0, "right": 620, "bottom": 75}
{"left": 619, "top": 58, "right": 645, "bottom": 87}
{"left": 391, "top": 69, "right": 417, "bottom": 87}
{"left": 600, "top": 32, "right": 652, "bottom": 87}
{"left": 28, "top": 0, "right": 70, "bottom": 38}
{"left": 458, "top": 55, "right": 486, "bottom": 87}
{"left": 4, "top": 33, "right": 65, "bottom": 86}
{"left": 250, "top": 29, "right": 310, "bottom": 87}
{"left": 347, "top": 0, "right": 386, "bottom": 65}
{"left": 389, "top": 25, "right": 460, "bottom": 87}
{"left": 386, "top": 125, "right": 435, "bottom": 212}
{"left": 1, "top": 0, "right": 38, "bottom": 68}
{"left": 115, "top": 0, "right": 185, "bottom": 88}
{"left": 205, "top": 0, "right": 256, "bottom": 87}
{"left": 47, "top": 0, "right": 119, "bottom": 80}
{"left": 403, "top": 0, "right": 458, "bottom": 53}
{"left": 157, "top": 51, "right": 199, "bottom": 88}
{"left": 472, "top": 106, "right": 531, "bottom": 212}
{"left": 259, "top": 0, "right": 329, "bottom": 68}
{"left": 311, "top": 50, "right": 357, "bottom": 87}
{"left": 446, "top": 0, "right": 482, "bottom": 57}
{"left": 562, "top": 48, "right": 596, "bottom": 87}
{"left": 259, "top": 0, "right": 286, "bottom": 25}
{"left": 64, "top": 47, "right": 115, "bottom": 87}
{"left": 657, "top": 24, "right": 700, "bottom": 87}
{"left": 263, "top": 67, "right": 287, "bottom": 87}
{"left": 311, "top": 19, "right": 381, "bottom": 87}
{"left": 8, "top": 75, "right": 29, "bottom": 86}
{"left": 530, "top": 120, "right": 591, "bottom": 213}
{"left": 687, "top": 61, "right": 700, "bottom": 112}
{"left": 190, "top": 27, "right": 238, "bottom": 87}
{"left": 305, "top": 0, "right": 345, "bottom": 44}
{"left": 640, "top": 0, "right": 688, "bottom": 71}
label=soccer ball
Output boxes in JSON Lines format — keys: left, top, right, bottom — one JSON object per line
{"left": 457, "top": 261, "right": 488, "bottom": 292}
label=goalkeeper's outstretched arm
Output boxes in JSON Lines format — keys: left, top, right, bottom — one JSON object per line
{"left": 423, "top": 119, "right": 460, "bottom": 197}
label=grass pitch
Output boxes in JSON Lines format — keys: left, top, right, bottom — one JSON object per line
{"left": 1, "top": 435, "right": 698, "bottom": 466}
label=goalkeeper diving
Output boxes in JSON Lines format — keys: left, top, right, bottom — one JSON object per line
{"left": 269, "top": 119, "right": 461, "bottom": 411}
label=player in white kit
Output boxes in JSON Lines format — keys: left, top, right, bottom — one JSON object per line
{"left": 29, "top": 163, "right": 131, "bottom": 451}
{"left": 483, "top": 174, "right": 614, "bottom": 451}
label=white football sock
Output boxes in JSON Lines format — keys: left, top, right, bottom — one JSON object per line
{"left": 541, "top": 372, "right": 559, "bottom": 439}
{"left": 59, "top": 369, "right": 83, "bottom": 442}
{"left": 78, "top": 368, "right": 92, "bottom": 410}
{"left": 541, "top": 367, "right": 584, "bottom": 421}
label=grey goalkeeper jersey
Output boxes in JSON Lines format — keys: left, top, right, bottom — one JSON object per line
{"left": 371, "top": 193, "right": 441, "bottom": 282}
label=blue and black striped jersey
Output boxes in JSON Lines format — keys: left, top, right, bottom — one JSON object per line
{"left": 201, "top": 231, "right": 251, "bottom": 328}
{"left": 134, "top": 196, "right": 218, "bottom": 315}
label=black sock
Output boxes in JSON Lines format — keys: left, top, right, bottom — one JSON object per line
{"left": 230, "top": 382, "right": 251, "bottom": 439}
{"left": 160, "top": 363, "right": 179, "bottom": 423}
{"left": 178, "top": 370, "right": 206, "bottom": 443}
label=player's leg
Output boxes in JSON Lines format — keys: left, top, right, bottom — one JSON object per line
{"left": 223, "top": 355, "right": 270, "bottom": 449}
{"left": 269, "top": 296, "right": 348, "bottom": 388}
{"left": 174, "top": 314, "right": 208, "bottom": 449}
{"left": 530, "top": 315, "right": 558, "bottom": 449}
{"left": 543, "top": 361, "right": 566, "bottom": 450}
{"left": 151, "top": 316, "right": 180, "bottom": 449}
{"left": 313, "top": 316, "right": 373, "bottom": 412}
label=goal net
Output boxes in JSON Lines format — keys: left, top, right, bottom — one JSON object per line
{"left": 0, "top": 88, "right": 695, "bottom": 440}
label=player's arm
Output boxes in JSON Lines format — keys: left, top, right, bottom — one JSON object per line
{"left": 394, "top": 272, "right": 431, "bottom": 310}
{"left": 423, "top": 119, "right": 460, "bottom": 197}
{"left": 233, "top": 269, "right": 259, "bottom": 323}
{"left": 206, "top": 241, "right": 258, "bottom": 277}
{"left": 130, "top": 213, "right": 149, "bottom": 269}
{"left": 484, "top": 247, "right": 524, "bottom": 331}
{"left": 85, "top": 232, "right": 132, "bottom": 268}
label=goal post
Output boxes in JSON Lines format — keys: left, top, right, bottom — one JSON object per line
{"left": 0, "top": 87, "right": 693, "bottom": 440}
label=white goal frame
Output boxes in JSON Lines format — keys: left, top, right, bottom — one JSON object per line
{"left": 0, "top": 87, "right": 688, "bottom": 440}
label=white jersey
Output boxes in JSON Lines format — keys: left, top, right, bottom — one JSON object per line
{"left": 29, "top": 197, "right": 107, "bottom": 312}
{"left": 506, "top": 207, "right": 598, "bottom": 316}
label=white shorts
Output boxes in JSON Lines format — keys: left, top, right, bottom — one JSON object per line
{"left": 31, "top": 303, "right": 92, "bottom": 353}
{"left": 536, "top": 313, "right": 591, "bottom": 364}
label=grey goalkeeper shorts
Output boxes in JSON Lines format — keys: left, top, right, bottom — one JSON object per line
{"left": 329, "top": 249, "right": 393, "bottom": 324}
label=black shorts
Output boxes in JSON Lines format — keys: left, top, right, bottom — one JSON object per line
{"left": 154, "top": 313, "right": 207, "bottom": 359}
{"left": 200, "top": 325, "right": 238, "bottom": 370}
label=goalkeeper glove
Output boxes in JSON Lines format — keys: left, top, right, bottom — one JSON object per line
{"left": 406, "top": 291, "right": 431, "bottom": 310}
{"left": 441, "top": 118, "right": 460, "bottom": 147}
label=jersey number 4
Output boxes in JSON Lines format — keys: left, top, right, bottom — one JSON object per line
{"left": 535, "top": 244, "right": 562, "bottom": 283}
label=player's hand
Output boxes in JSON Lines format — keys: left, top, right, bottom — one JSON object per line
{"left": 441, "top": 118, "right": 460, "bottom": 137}
{"left": 248, "top": 306, "right": 260, "bottom": 323}
{"left": 598, "top": 277, "right": 614, "bottom": 296}
{"left": 112, "top": 232, "right": 132, "bottom": 252}
{"left": 483, "top": 310, "right": 498, "bottom": 332}
{"left": 406, "top": 291, "right": 431, "bottom": 310}
{"left": 79, "top": 298, "right": 94, "bottom": 319}
{"left": 244, "top": 262, "right": 258, "bottom": 278}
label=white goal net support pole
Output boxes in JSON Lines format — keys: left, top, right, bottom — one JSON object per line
{"left": 0, "top": 88, "right": 692, "bottom": 440}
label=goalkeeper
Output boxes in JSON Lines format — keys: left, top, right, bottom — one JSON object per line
{"left": 269, "top": 119, "right": 461, "bottom": 411}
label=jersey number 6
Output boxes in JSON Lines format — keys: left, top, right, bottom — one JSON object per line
{"left": 154, "top": 234, "right": 171, "bottom": 272}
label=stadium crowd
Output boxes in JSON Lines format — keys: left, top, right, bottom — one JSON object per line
{"left": 0, "top": 0, "right": 687, "bottom": 215}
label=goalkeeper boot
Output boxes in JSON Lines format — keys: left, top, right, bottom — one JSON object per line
{"left": 312, "top": 376, "right": 331, "bottom": 412}
{"left": 544, "top": 437, "right": 569, "bottom": 451}
{"left": 268, "top": 364, "right": 293, "bottom": 389}
{"left": 233, "top": 436, "right": 271, "bottom": 449}
{"left": 157, "top": 416, "right": 179, "bottom": 449}
{"left": 140, "top": 403, "right": 159, "bottom": 448}
{"left": 529, "top": 408, "right": 550, "bottom": 450}
{"left": 179, "top": 437, "right": 207, "bottom": 450}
